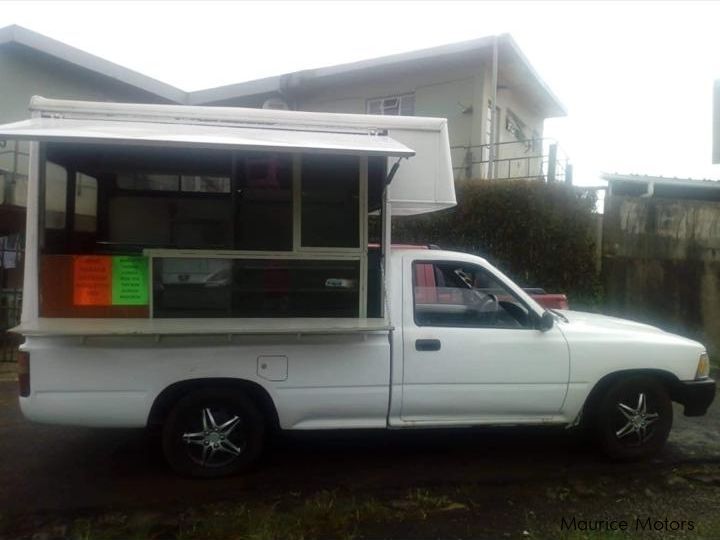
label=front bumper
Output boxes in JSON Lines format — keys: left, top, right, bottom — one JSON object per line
{"left": 673, "top": 378, "right": 716, "bottom": 417}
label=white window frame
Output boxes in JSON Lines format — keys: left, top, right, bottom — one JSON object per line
{"left": 367, "top": 94, "right": 415, "bottom": 116}
{"left": 145, "top": 153, "right": 370, "bottom": 318}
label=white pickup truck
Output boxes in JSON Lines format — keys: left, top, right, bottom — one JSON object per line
{"left": 2, "top": 98, "right": 715, "bottom": 477}
{"left": 16, "top": 246, "right": 715, "bottom": 476}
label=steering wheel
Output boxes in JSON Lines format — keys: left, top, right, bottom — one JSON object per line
{"left": 475, "top": 292, "right": 497, "bottom": 310}
{"left": 470, "top": 291, "right": 499, "bottom": 323}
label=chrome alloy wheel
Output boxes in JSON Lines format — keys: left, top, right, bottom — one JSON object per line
{"left": 181, "top": 407, "right": 245, "bottom": 467}
{"left": 615, "top": 392, "right": 660, "bottom": 445}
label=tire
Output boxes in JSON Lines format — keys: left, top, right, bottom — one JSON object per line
{"left": 596, "top": 375, "right": 673, "bottom": 460}
{"left": 162, "top": 388, "right": 265, "bottom": 477}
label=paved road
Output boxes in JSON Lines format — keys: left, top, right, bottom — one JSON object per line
{"left": 0, "top": 379, "right": 718, "bottom": 518}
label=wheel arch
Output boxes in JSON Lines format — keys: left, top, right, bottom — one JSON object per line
{"left": 581, "top": 368, "right": 680, "bottom": 421}
{"left": 147, "top": 378, "right": 280, "bottom": 431}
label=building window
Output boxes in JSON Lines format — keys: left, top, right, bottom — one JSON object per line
{"left": 367, "top": 94, "right": 415, "bottom": 116}
{"left": 505, "top": 109, "right": 528, "bottom": 142}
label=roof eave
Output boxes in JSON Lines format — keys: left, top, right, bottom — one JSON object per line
{"left": 0, "top": 24, "right": 187, "bottom": 104}
{"left": 501, "top": 34, "right": 567, "bottom": 118}
{"left": 187, "top": 35, "right": 501, "bottom": 104}
{"left": 188, "top": 34, "right": 567, "bottom": 118}
{"left": 186, "top": 75, "right": 283, "bottom": 105}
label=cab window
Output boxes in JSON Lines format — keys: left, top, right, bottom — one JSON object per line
{"left": 413, "top": 261, "right": 532, "bottom": 329}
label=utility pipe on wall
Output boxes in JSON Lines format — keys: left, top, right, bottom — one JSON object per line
{"left": 640, "top": 182, "right": 655, "bottom": 198}
{"left": 488, "top": 35, "right": 499, "bottom": 180}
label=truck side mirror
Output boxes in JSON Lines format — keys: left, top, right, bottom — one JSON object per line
{"left": 537, "top": 311, "right": 555, "bottom": 332}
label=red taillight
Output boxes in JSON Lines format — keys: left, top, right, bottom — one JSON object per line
{"left": 17, "top": 351, "right": 30, "bottom": 397}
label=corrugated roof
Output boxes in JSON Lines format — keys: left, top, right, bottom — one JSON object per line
{"left": 603, "top": 173, "right": 720, "bottom": 189}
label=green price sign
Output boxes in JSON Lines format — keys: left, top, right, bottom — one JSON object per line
{"left": 111, "top": 256, "right": 149, "bottom": 305}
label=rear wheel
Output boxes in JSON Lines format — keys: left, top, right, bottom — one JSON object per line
{"left": 162, "top": 388, "right": 265, "bottom": 477}
{"left": 596, "top": 375, "right": 672, "bottom": 460}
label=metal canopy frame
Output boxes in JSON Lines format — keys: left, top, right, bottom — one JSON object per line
{"left": 142, "top": 152, "right": 371, "bottom": 318}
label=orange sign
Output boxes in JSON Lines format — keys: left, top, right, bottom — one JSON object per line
{"left": 73, "top": 256, "right": 112, "bottom": 306}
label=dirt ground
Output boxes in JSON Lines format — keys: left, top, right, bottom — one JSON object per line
{"left": 0, "top": 377, "right": 718, "bottom": 539}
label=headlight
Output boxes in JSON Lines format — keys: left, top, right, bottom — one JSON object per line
{"left": 696, "top": 352, "right": 710, "bottom": 379}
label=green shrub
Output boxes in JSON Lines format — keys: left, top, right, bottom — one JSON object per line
{"left": 392, "top": 179, "right": 601, "bottom": 308}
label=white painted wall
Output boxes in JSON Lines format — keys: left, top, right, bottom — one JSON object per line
{"left": 294, "top": 59, "right": 550, "bottom": 181}
{"left": 294, "top": 63, "right": 490, "bottom": 180}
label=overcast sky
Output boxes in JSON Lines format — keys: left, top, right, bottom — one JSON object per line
{"left": 2, "top": 0, "right": 720, "bottom": 185}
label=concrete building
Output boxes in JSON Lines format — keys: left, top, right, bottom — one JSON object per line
{"left": 189, "top": 34, "right": 568, "bottom": 182}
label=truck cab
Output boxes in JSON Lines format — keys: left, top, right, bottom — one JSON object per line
{"left": 391, "top": 249, "right": 570, "bottom": 425}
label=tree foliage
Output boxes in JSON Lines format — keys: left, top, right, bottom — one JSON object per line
{"left": 392, "top": 179, "right": 601, "bottom": 307}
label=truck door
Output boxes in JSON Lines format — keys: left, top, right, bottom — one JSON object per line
{"left": 401, "top": 256, "right": 570, "bottom": 424}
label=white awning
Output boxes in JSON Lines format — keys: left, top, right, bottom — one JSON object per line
{"left": 1, "top": 97, "right": 456, "bottom": 215}
{"left": 0, "top": 117, "right": 415, "bottom": 157}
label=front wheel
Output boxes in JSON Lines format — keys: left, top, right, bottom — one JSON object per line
{"left": 597, "top": 375, "right": 673, "bottom": 460}
{"left": 162, "top": 389, "right": 265, "bottom": 477}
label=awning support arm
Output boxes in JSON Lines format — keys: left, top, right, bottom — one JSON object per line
{"left": 385, "top": 157, "right": 404, "bottom": 186}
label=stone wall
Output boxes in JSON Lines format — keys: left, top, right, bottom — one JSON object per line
{"left": 602, "top": 195, "right": 720, "bottom": 356}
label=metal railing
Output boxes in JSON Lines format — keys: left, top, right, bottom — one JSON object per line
{"left": 0, "top": 289, "right": 22, "bottom": 362}
{"left": 0, "top": 140, "right": 30, "bottom": 206}
{"left": 450, "top": 139, "right": 572, "bottom": 184}
{"left": 0, "top": 215, "right": 24, "bottom": 362}
{"left": 0, "top": 140, "right": 28, "bottom": 363}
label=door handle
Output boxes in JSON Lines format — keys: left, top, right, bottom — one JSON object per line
{"left": 415, "top": 339, "right": 441, "bottom": 351}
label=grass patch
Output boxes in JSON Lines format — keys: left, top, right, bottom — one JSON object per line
{"left": 51, "top": 487, "right": 471, "bottom": 540}
{"left": 177, "top": 490, "right": 393, "bottom": 540}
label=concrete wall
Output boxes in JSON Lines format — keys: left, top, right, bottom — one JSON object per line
{"left": 602, "top": 195, "right": 720, "bottom": 356}
{"left": 494, "top": 86, "right": 545, "bottom": 180}
{"left": 474, "top": 62, "right": 546, "bottom": 180}
{"left": 0, "top": 44, "right": 169, "bottom": 124}
{"left": 292, "top": 63, "right": 484, "bottom": 179}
